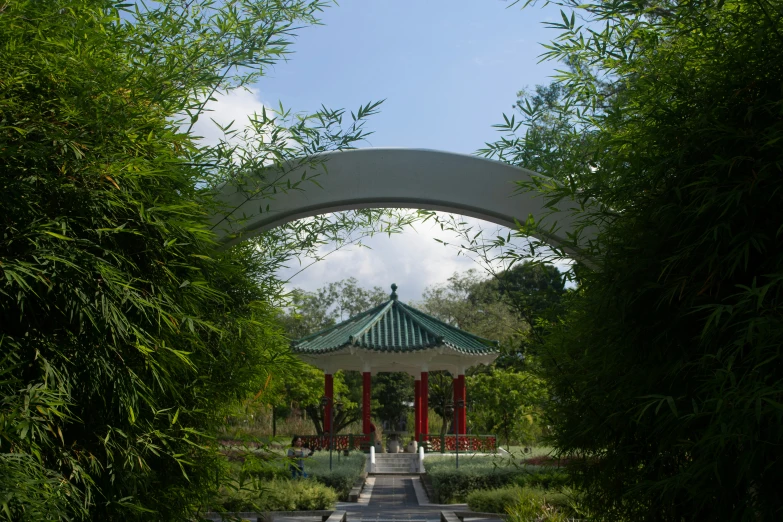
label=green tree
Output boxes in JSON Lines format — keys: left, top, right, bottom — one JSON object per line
{"left": 372, "top": 373, "right": 415, "bottom": 429}
{"left": 419, "top": 269, "right": 525, "bottom": 355}
{"left": 279, "top": 277, "right": 389, "bottom": 338}
{"left": 263, "top": 366, "right": 358, "bottom": 436}
{"left": 419, "top": 264, "right": 566, "bottom": 369}
{"left": 482, "top": 0, "right": 783, "bottom": 519}
{"left": 0, "top": 1, "right": 403, "bottom": 519}
{"left": 468, "top": 369, "right": 547, "bottom": 448}
{"left": 277, "top": 279, "right": 395, "bottom": 434}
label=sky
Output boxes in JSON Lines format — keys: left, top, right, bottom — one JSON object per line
{"left": 197, "top": 0, "right": 566, "bottom": 301}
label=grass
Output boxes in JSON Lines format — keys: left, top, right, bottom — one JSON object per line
{"left": 505, "top": 446, "right": 554, "bottom": 459}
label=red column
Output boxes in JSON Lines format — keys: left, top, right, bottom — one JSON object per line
{"left": 414, "top": 379, "right": 421, "bottom": 439}
{"left": 421, "top": 371, "right": 429, "bottom": 435}
{"left": 362, "top": 372, "right": 372, "bottom": 435}
{"left": 324, "top": 373, "right": 333, "bottom": 433}
{"left": 452, "top": 375, "right": 459, "bottom": 433}
{"left": 458, "top": 374, "right": 467, "bottom": 434}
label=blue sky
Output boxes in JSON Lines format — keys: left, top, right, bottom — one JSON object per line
{"left": 198, "top": 0, "right": 567, "bottom": 301}
{"left": 260, "top": 0, "right": 561, "bottom": 153}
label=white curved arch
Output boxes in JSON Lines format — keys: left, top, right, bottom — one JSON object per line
{"left": 210, "top": 148, "right": 594, "bottom": 263}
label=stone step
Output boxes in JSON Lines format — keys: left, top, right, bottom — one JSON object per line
{"left": 374, "top": 453, "right": 417, "bottom": 457}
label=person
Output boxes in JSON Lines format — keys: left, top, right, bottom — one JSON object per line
{"left": 288, "top": 435, "right": 309, "bottom": 479}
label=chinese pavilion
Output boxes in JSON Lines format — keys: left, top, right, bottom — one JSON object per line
{"left": 291, "top": 284, "right": 499, "bottom": 447}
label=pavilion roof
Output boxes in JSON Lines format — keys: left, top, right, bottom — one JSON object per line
{"left": 291, "top": 284, "right": 499, "bottom": 356}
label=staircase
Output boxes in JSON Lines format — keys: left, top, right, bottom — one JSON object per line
{"left": 371, "top": 453, "right": 420, "bottom": 474}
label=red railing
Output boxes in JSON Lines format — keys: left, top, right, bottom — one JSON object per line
{"left": 418, "top": 433, "right": 497, "bottom": 453}
{"left": 299, "top": 433, "right": 370, "bottom": 451}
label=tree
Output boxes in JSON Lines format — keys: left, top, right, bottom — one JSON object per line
{"left": 372, "top": 373, "right": 414, "bottom": 429}
{"left": 263, "top": 366, "right": 359, "bottom": 436}
{"left": 482, "top": 1, "right": 783, "bottom": 519}
{"left": 468, "top": 369, "right": 547, "bottom": 448}
{"left": 276, "top": 279, "right": 390, "bottom": 434}
{"left": 419, "top": 264, "right": 566, "bottom": 369}
{"left": 279, "top": 278, "right": 389, "bottom": 338}
{"left": 0, "top": 1, "right": 405, "bottom": 519}
{"left": 418, "top": 269, "right": 525, "bottom": 356}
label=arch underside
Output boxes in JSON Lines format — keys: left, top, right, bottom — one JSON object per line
{"left": 210, "top": 148, "right": 593, "bottom": 262}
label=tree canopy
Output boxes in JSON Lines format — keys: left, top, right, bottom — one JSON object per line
{"left": 0, "top": 1, "right": 408, "bottom": 519}
{"left": 482, "top": 0, "right": 783, "bottom": 519}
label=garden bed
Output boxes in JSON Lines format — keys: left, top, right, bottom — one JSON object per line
{"left": 215, "top": 446, "right": 366, "bottom": 512}
{"left": 424, "top": 455, "right": 568, "bottom": 503}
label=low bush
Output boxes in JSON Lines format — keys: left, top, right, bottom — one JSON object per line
{"left": 515, "top": 471, "right": 570, "bottom": 490}
{"left": 428, "top": 467, "right": 521, "bottom": 503}
{"left": 468, "top": 487, "right": 573, "bottom": 517}
{"left": 241, "top": 454, "right": 290, "bottom": 481}
{"left": 425, "top": 456, "right": 566, "bottom": 503}
{"left": 506, "top": 489, "right": 574, "bottom": 522}
{"left": 466, "top": 487, "right": 520, "bottom": 513}
{"left": 218, "top": 478, "right": 337, "bottom": 512}
{"left": 308, "top": 452, "right": 366, "bottom": 501}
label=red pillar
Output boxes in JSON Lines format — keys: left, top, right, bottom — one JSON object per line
{"left": 324, "top": 373, "right": 333, "bottom": 433}
{"left": 452, "top": 375, "right": 459, "bottom": 433}
{"left": 421, "top": 371, "right": 429, "bottom": 435}
{"left": 458, "top": 374, "right": 467, "bottom": 434}
{"left": 414, "top": 379, "right": 421, "bottom": 439}
{"left": 362, "top": 372, "right": 372, "bottom": 435}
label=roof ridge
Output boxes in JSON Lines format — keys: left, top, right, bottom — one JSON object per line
{"left": 291, "top": 302, "right": 387, "bottom": 346}
{"left": 394, "top": 301, "right": 444, "bottom": 345}
{"left": 348, "top": 299, "right": 396, "bottom": 344}
{"left": 400, "top": 302, "right": 499, "bottom": 348}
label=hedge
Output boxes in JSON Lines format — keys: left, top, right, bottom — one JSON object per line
{"left": 424, "top": 457, "right": 569, "bottom": 503}
{"left": 466, "top": 486, "right": 571, "bottom": 515}
{"left": 308, "top": 452, "right": 366, "bottom": 501}
{"left": 218, "top": 479, "right": 337, "bottom": 512}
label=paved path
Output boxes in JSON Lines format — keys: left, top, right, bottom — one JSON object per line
{"left": 214, "top": 475, "right": 503, "bottom": 522}
{"left": 336, "top": 475, "right": 500, "bottom": 522}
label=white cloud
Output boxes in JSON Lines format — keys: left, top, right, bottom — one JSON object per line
{"left": 189, "top": 88, "right": 268, "bottom": 147}
{"left": 276, "top": 213, "right": 546, "bottom": 302}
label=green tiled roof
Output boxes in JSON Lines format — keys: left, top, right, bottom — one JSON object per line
{"left": 292, "top": 285, "right": 499, "bottom": 355}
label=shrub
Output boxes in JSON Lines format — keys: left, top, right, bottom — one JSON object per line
{"left": 467, "top": 486, "right": 573, "bottom": 515}
{"left": 219, "top": 478, "right": 337, "bottom": 512}
{"left": 428, "top": 467, "right": 521, "bottom": 503}
{"left": 424, "top": 456, "right": 565, "bottom": 503}
{"left": 308, "top": 453, "right": 366, "bottom": 501}
{"left": 241, "top": 454, "right": 290, "bottom": 482}
{"left": 506, "top": 490, "right": 569, "bottom": 522}
{"left": 515, "top": 471, "right": 570, "bottom": 490}
{"left": 467, "top": 487, "right": 520, "bottom": 513}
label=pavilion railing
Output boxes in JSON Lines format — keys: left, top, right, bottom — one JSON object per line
{"left": 418, "top": 433, "right": 497, "bottom": 453}
{"left": 299, "top": 434, "right": 369, "bottom": 452}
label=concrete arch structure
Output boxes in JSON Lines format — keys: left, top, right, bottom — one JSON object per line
{"left": 210, "top": 148, "right": 593, "bottom": 262}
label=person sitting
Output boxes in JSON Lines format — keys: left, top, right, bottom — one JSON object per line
{"left": 287, "top": 435, "right": 310, "bottom": 479}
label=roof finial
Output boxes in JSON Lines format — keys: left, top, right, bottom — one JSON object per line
{"left": 390, "top": 283, "right": 398, "bottom": 300}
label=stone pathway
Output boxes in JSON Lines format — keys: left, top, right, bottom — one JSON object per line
{"left": 343, "top": 476, "right": 440, "bottom": 521}
{"left": 210, "top": 475, "right": 503, "bottom": 522}
{"left": 336, "top": 475, "right": 501, "bottom": 522}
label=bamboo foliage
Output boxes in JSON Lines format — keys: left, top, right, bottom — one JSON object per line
{"left": 0, "top": 0, "right": 410, "bottom": 520}
{"left": 474, "top": 0, "right": 783, "bottom": 519}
